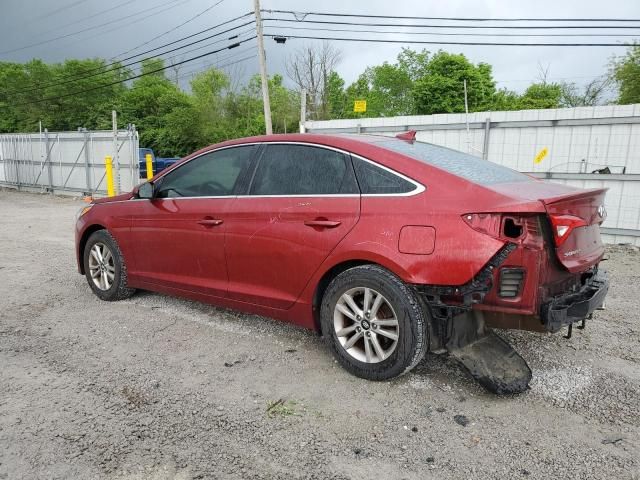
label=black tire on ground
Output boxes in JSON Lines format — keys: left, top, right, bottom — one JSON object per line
{"left": 320, "top": 265, "right": 429, "bottom": 381}
{"left": 83, "top": 229, "right": 136, "bottom": 301}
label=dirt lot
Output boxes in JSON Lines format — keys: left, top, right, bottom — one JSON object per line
{"left": 0, "top": 189, "right": 639, "bottom": 480}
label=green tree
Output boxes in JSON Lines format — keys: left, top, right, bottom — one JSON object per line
{"left": 610, "top": 44, "right": 640, "bottom": 104}
{"left": 325, "top": 71, "right": 348, "bottom": 119}
{"left": 412, "top": 52, "right": 496, "bottom": 114}
{"left": 119, "top": 58, "right": 194, "bottom": 156}
{"left": 518, "top": 83, "right": 562, "bottom": 109}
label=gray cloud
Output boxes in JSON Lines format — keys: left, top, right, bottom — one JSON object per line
{"left": 1, "top": 0, "right": 638, "bottom": 93}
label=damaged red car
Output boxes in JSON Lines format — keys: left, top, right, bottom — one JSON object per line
{"left": 75, "top": 133, "right": 609, "bottom": 394}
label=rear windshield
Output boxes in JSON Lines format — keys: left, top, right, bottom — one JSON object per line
{"left": 378, "top": 140, "right": 532, "bottom": 185}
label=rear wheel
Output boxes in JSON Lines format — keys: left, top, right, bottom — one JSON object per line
{"left": 83, "top": 230, "right": 135, "bottom": 301}
{"left": 320, "top": 265, "right": 429, "bottom": 380}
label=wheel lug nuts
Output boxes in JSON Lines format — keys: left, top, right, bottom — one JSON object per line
{"left": 356, "top": 315, "right": 361, "bottom": 321}
{"left": 366, "top": 331, "right": 371, "bottom": 337}
{"left": 372, "top": 324, "right": 377, "bottom": 329}
{"left": 356, "top": 326, "right": 362, "bottom": 332}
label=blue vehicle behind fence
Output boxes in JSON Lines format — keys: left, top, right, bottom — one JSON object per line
{"left": 139, "top": 148, "right": 180, "bottom": 178}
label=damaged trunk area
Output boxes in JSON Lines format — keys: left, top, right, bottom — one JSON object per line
{"left": 414, "top": 243, "right": 533, "bottom": 395}
{"left": 446, "top": 311, "right": 532, "bottom": 395}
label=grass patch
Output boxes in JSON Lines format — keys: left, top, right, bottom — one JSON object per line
{"left": 266, "top": 399, "right": 297, "bottom": 418}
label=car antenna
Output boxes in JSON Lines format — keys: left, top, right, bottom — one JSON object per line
{"left": 395, "top": 130, "right": 416, "bottom": 143}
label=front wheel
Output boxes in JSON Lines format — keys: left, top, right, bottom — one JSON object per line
{"left": 320, "top": 265, "right": 429, "bottom": 381}
{"left": 83, "top": 230, "right": 135, "bottom": 301}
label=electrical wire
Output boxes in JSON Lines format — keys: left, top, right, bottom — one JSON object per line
{"left": 7, "top": 18, "right": 255, "bottom": 95}
{"left": 263, "top": 17, "right": 640, "bottom": 30}
{"left": 116, "top": 0, "right": 227, "bottom": 58}
{"left": 1, "top": 0, "right": 190, "bottom": 55}
{"left": 263, "top": 9, "right": 640, "bottom": 23}
{"left": 264, "top": 22, "right": 640, "bottom": 38}
{"left": 13, "top": 36, "right": 257, "bottom": 107}
{"left": 264, "top": 33, "right": 635, "bottom": 47}
{"left": 34, "top": 0, "right": 93, "bottom": 20}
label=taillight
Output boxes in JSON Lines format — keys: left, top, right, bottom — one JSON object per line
{"left": 549, "top": 214, "right": 587, "bottom": 246}
{"left": 462, "top": 213, "right": 543, "bottom": 248}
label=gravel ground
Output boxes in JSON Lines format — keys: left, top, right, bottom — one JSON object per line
{"left": 1, "top": 189, "right": 639, "bottom": 480}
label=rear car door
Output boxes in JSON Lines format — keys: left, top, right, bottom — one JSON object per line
{"left": 225, "top": 143, "right": 361, "bottom": 309}
{"left": 127, "top": 145, "right": 256, "bottom": 297}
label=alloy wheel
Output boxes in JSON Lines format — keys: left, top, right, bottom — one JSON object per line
{"left": 333, "top": 287, "right": 399, "bottom": 363}
{"left": 88, "top": 242, "right": 115, "bottom": 291}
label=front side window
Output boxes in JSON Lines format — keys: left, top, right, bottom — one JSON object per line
{"left": 156, "top": 146, "right": 255, "bottom": 198}
{"left": 249, "top": 144, "right": 358, "bottom": 195}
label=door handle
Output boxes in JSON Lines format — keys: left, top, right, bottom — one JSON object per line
{"left": 197, "top": 218, "right": 223, "bottom": 227}
{"left": 304, "top": 219, "right": 342, "bottom": 229}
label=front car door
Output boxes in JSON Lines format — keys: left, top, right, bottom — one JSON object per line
{"left": 127, "top": 145, "right": 257, "bottom": 297}
{"left": 225, "top": 143, "right": 361, "bottom": 309}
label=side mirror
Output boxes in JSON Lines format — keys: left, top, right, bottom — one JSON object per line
{"left": 137, "top": 181, "right": 154, "bottom": 199}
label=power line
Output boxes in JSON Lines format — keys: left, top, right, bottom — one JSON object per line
{"left": 263, "top": 17, "right": 640, "bottom": 30}
{"left": 263, "top": 9, "right": 640, "bottom": 22}
{"left": 35, "top": 0, "right": 137, "bottom": 37}
{"left": 7, "top": 17, "right": 255, "bottom": 95}
{"left": 13, "top": 36, "right": 257, "bottom": 107}
{"left": 116, "top": 0, "right": 227, "bottom": 58}
{"left": 265, "top": 22, "right": 640, "bottom": 38}
{"left": 0, "top": 0, "right": 190, "bottom": 55}
{"left": 174, "top": 50, "right": 257, "bottom": 81}
{"left": 265, "top": 33, "right": 636, "bottom": 47}
{"left": 34, "top": 0, "right": 93, "bottom": 20}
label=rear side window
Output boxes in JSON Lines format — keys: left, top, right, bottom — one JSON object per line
{"left": 352, "top": 157, "right": 417, "bottom": 194}
{"left": 156, "top": 145, "right": 255, "bottom": 198}
{"left": 379, "top": 140, "right": 532, "bottom": 185}
{"left": 250, "top": 144, "right": 358, "bottom": 195}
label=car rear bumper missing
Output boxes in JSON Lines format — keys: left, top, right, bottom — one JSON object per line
{"left": 541, "top": 269, "right": 609, "bottom": 333}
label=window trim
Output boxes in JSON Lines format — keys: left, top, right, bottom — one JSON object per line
{"left": 148, "top": 141, "right": 425, "bottom": 200}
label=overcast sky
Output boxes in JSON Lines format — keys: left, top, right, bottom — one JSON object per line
{"left": 1, "top": 0, "right": 639, "bottom": 94}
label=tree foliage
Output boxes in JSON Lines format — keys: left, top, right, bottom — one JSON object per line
{"left": 610, "top": 45, "right": 640, "bottom": 104}
{"left": 1, "top": 44, "right": 636, "bottom": 157}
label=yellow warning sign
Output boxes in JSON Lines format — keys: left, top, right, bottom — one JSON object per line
{"left": 534, "top": 147, "right": 549, "bottom": 164}
{"left": 353, "top": 100, "right": 367, "bottom": 113}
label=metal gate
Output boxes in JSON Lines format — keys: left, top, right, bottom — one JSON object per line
{"left": 0, "top": 127, "right": 140, "bottom": 196}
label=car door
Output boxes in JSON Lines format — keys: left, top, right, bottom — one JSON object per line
{"left": 225, "top": 143, "right": 361, "bottom": 309}
{"left": 127, "top": 145, "right": 257, "bottom": 297}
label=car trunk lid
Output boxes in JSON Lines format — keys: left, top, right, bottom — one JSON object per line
{"left": 541, "top": 188, "right": 607, "bottom": 272}
{"left": 481, "top": 181, "right": 607, "bottom": 272}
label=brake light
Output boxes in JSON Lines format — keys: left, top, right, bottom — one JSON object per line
{"left": 549, "top": 214, "right": 588, "bottom": 246}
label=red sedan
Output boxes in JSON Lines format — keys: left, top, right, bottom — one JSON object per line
{"left": 75, "top": 133, "right": 608, "bottom": 394}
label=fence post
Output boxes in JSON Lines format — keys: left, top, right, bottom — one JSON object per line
{"left": 482, "top": 118, "right": 491, "bottom": 160}
{"left": 83, "top": 131, "right": 92, "bottom": 193}
{"left": 145, "top": 153, "right": 153, "bottom": 180}
{"left": 45, "top": 129, "right": 53, "bottom": 193}
{"left": 105, "top": 156, "right": 115, "bottom": 197}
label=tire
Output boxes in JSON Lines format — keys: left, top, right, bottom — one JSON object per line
{"left": 320, "top": 265, "right": 429, "bottom": 381}
{"left": 83, "top": 229, "right": 135, "bottom": 301}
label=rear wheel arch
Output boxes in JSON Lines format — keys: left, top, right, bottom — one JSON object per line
{"left": 79, "top": 224, "right": 106, "bottom": 274}
{"left": 312, "top": 258, "right": 411, "bottom": 333}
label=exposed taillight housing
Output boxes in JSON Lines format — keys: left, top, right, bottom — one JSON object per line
{"left": 462, "top": 213, "right": 543, "bottom": 248}
{"left": 548, "top": 214, "right": 588, "bottom": 246}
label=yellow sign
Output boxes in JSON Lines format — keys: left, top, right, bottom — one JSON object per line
{"left": 354, "top": 100, "right": 367, "bottom": 113}
{"left": 534, "top": 147, "right": 549, "bottom": 164}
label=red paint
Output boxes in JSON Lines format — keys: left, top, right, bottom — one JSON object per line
{"left": 398, "top": 226, "right": 436, "bottom": 254}
{"left": 75, "top": 134, "right": 607, "bottom": 332}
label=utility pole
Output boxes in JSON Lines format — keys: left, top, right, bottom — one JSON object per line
{"left": 299, "top": 88, "right": 307, "bottom": 133}
{"left": 463, "top": 79, "right": 470, "bottom": 153}
{"left": 253, "top": 0, "right": 272, "bottom": 135}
